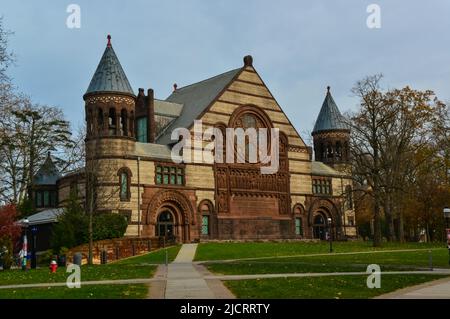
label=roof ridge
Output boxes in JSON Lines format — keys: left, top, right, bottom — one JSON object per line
{"left": 171, "top": 67, "right": 242, "bottom": 93}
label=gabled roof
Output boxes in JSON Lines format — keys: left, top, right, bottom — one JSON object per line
{"left": 85, "top": 35, "right": 134, "bottom": 97}
{"left": 312, "top": 87, "right": 349, "bottom": 134}
{"left": 156, "top": 68, "right": 242, "bottom": 145}
{"left": 33, "top": 153, "right": 61, "bottom": 185}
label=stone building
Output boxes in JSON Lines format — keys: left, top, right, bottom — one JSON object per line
{"left": 32, "top": 36, "right": 356, "bottom": 242}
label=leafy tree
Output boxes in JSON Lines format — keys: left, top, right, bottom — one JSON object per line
{"left": 0, "top": 204, "right": 22, "bottom": 269}
{"left": 349, "top": 75, "right": 449, "bottom": 244}
{"left": 0, "top": 18, "right": 76, "bottom": 206}
{"left": 51, "top": 198, "right": 88, "bottom": 253}
{"left": 51, "top": 197, "right": 128, "bottom": 252}
{"left": 93, "top": 214, "right": 128, "bottom": 241}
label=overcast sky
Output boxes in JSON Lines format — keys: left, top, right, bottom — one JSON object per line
{"left": 2, "top": 0, "right": 450, "bottom": 144}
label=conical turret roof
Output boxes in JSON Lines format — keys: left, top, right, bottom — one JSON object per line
{"left": 85, "top": 35, "right": 134, "bottom": 96}
{"left": 312, "top": 86, "right": 349, "bottom": 134}
{"left": 33, "top": 152, "right": 61, "bottom": 185}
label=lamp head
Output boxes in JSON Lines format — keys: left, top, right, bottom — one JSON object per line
{"left": 444, "top": 207, "right": 450, "bottom": 218}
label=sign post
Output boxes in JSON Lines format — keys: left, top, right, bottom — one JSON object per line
{"left": 445, "top": 207, "right": 450, "bottom": 265}
{"left": 447, "top": 229, "right": 450, "bottom": 266}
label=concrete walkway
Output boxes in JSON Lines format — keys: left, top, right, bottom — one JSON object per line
{"left": 165, "top": 244, "right": 214, "bottom": 299}
{"left": 376, "top": 277, "right": 450, "bottom": 299}
{"left": 163, "top": 243, "right": 234, "bottom": 299}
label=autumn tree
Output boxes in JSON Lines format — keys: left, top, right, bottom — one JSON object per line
{"left": 349, "top": 74, "right": 449, "bottom": 245}
{"left": 0, "top": 204, "right": 22, "bottom": 269}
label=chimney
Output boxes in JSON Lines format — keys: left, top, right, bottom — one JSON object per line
{"left": 146, "top": 89, "right": 155, "bottom": 143}
{"left": 135, "top": 88, "right": 145, "bottom": 110}
{"left": 173, "top": 83, "right": 177, "bottom": 92}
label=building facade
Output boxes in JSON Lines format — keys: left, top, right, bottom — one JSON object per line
{"left": 33, "top": 36, "right": 356, "bottom": 242}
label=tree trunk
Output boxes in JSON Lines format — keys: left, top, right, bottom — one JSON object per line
{"left": 373, "top": 192, "right": 382, "bottom": 247}
{"left": 384, "top": 195, "right": 396, "bottom": 241}
{"left": 398, "top": 211, "right": 405, "bottom": 242}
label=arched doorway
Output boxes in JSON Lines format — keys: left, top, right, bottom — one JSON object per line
{"left": 313, "top": 213, "right": 327, "bottom": 240}
{"left": 156, "top": 210, "right": 175, "bottom": 238}
{"left": 144, "top": 190, "right": 195, "bottom": 243}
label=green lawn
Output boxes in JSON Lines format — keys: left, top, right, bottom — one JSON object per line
{"left": 0, "top": 284, "right": 148, "bottom": 299}
{"left": 115, "top": 245, "right": 181, "bottom": 265}
{"left": 0, "top": 245, "right": 181, "bottom": 299}
{"left": 225, "top": 274, "right": 448, "bottom": 299}
{"left": 206, "top": 249, "right": 450, "bottom": 275}
{"left": 195, "top": 241, "right": 444, "bottom": 261}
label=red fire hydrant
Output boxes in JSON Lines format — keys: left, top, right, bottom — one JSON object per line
{"left": 49, "top": 260, "right": 58, "bottom": 273}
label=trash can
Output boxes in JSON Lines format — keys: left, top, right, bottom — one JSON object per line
{"left": 73, "top": 253, "right": 82, "bottom": 266}
{"left": 57, "top": 255, "right": 66, "bottom": 267}
{"left": 100, "top": 250, "right": 108, "bottom": 264}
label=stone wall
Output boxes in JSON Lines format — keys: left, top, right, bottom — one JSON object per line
{"left": 66, "top": 236, "right": 172, "bottom": 265}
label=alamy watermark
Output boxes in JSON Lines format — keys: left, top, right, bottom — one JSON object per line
{"left": 367, "top": 4, "right": 381, "bottom": 29}
{"left": 366, "top": 264, "right": 381, "bottom": 288}
{"left": 170, "top": 120, "right": 280, "bottom": 174}
{"left": 66, "top": 4, "right": 81, "bottom": 29}
{"left": 66, "top": 263, "right": 81, "bottom": 288}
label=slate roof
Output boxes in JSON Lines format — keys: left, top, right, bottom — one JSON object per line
{"left": 135, "top": 143, "right": 173, "bottom": 160}
{"left": 154, "top": 99, "right": 183, "bottom": 117}
{"left": 85, "top": 37, "right": 134, "bottom": 96}
{"left": 312, "top": 88, "right": 349, "bottom": 134}
{"left": 156, "top": 68, "right": 242, "bottom": 145}
{"left": 311, "top": 161, "right": 344, "bottom": 177}
{"left": 33, "top": 154, "right": 61, "bottom": 185}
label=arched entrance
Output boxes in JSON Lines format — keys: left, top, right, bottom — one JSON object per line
{"left": 156, "top": 210, "right": 175, "bottom": 238}
{"left": 308, "top": 198, "right": 343, "bottom": 240}
{"left": 313, "top": 212, "right": 327, "bottom": 240}
{"left": 144, "top": 190, "right": 195, "bottom": 243}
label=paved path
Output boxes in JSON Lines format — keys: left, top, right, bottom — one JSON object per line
{"left": 197, "top": 248, "right": 444, "bottom": 264}
{"left": 376, "top": 277, "right": 450, "bottom": 299}
{"left": 164, "top": 243, "right": 234, "bottom": 299}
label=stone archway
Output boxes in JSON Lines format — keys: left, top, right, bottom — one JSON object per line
{"left": 307, "top": 198, "right": 342, "bottom": 240}
{"left": 144, "top": 189, "right": 196, "bottom": 243}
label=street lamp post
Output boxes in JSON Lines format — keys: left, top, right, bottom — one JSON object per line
{"left": 21, "top": 219, "right": 29, "bottom": 271}
{"left": 31, "top": 226, "right": 38, "bottom": 269}
{"left": 327, "top": 217, "right": 333, "bottom": 253}
{"left": 444, "top": 207, "right": 450, "bottom": 266}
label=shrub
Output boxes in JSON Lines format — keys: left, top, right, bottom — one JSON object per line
{"left": 37, "top": 249, "right": 54, "bottom": 266}
{"left": 51, "top": 199, "right": 88, "bottom": 253}
{"left": 93, "top": 213, "right": 128, "bottom": 241}
{"left": 51, "top": 198, "right": 128, "bottom": 251}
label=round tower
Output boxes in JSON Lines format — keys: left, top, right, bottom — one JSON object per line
{"left": 83, "top": 35, "right": 136, "bottom": 212}
{"left": 312, "top": 86, "right": 350, "bottom": 172}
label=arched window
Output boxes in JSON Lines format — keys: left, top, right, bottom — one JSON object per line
{"left": 98, "top": 108, "right": 104, "bottom": 133}
{"left": 120, "top": 109, "right": 128, "bottom": 136}
{"left": 117, "top": 167, "right": 132, "bottom": 201}
{"left": 130, "top": 111, "right": 135, "bottom": 138}
{"left": 108, "top": 108, "right": 116, "bottom": 135}
{"left": 336, "top": 141, "right": 342, "bottom": 159}
{"left": 293, "top": 204, "right": 305, "bottom": 237}
{"left": 229, "top": 105, "right": 273, "bottom": 164}
{"left": 198, "top": 200, "right": 214, "bottom": 236}
{"left": 327, "top": 144, "right": 333, "bottom": 159}
{"left": 87, "top": 110, "right": 93, "bottom": 135}
{"left": 320, "top": 142, "right": 326, "bottom": 160}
